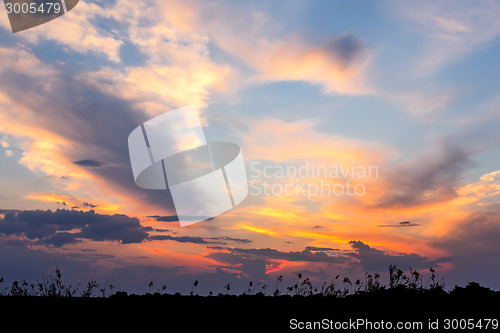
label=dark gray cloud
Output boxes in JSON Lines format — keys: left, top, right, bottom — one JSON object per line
{"left": 73, "top": 159, "right": 103, "bottom": 167}
{"left": 305, "top": 246, "right": 340, "bottom": 252}
{"left": 209, "top": 252, "right": 269, "bottom": 281}
{"left": 325, "top": 33, "right": 366, "bottom": 68}
{"left": 148, "top": 234, "right": 252, "bottom": 245}
{"left": 147, "top": 215, "right": 178, "bottom": 222}
{"left": 432, "top": 207, "right": 500, "bottom": 288}
{"left": 376, "top": 143, "right": 475, "bottom": 208}
{"left": 0, "top": 60, "right": 178, "bottom": 212}
{"left": 208, "top": 236, "right": 252, "bottom": 244}
{"left": 378, "top": 221, "right": 421, "bottom": 228}
{"left": 0, "top": 209, "right": 250, "bottom": 248}
{"left": 207, "top": 241, "right": 449, "bottom": 277}
{"left": 147, "top": 215, "right": 214, "bottom": 223}
{"left": 0, "top": 209, "right": 150, "bottom": 247}
{"left": 0, "top": 209, "right": 21, "bottom": 214}
{"left": 35, "top": 232, "right": 82, "bottom": 248}
{"left": 208, "top": 246, "right": 352, "bottom": 264}
{"left": 148, "top": 235, "right": 216, "bottom": 244}
{"left": 151, "top": 228, "right": 171, "bottom": 233}
{"left": 349, "top": 240, "right": 450, "bottom": 272}
{"left": 205, "top": 245, "right": 357, "bottom": 283}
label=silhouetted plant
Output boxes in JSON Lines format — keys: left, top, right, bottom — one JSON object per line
{"left": 364, "top": 272, "right": 383, "bottom": 293}
{"left": 273, "top": 275, "right": 283, "bottom": 296}
{"left": 322, "top": 274, "right": 341, "bottom": 297}
{"left": 10, "top": 280, "right": 27, "bottom": 296}
{"left": 190, "top": 280, "right": 199, "bottom": 296}
{"left": 354, "top": 279, "right": 362, "bottom": 293}
{"left": 246, "top": 281, "right": 254, "bottom": 295}
{"left": 0, "top": 264, "right": 463, "bottom": 299}
{"left": 342, "top": 277, "right": 352, "bottom": 296}
{"left": 426, "top": 267, "right": 445, "bottom": 290}
{"left": 100, "top": 280, "right": 112, "bottom": 298}
{"left": 261, "top": 283, "right": 267, "bottom": 295}
{"left": 0, "top": 277, "right": 5, "bottom": 296}
{"left": 81, "top": 275, "right": 98, "bottom": 298}
{"left": 299, "top": 277, "right": 313, "bottom": 296}
{"left": 407, "top": 267, "right": 422, "bottom": 290}
{"left": 148, "top": 281, "right": 154, "bottom": 294}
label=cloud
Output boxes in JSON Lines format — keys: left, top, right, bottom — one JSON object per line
{"left": 148, "top": 234, "right": 252, "bottom": 245}
{"left": 389, "top": 0, "right": 500, "bottom": 76}
{"left": 252, "top": 34, "right": 372, "bottom": 95}
{"left": 387, "top": 90, "right": 456, "bottom": 118}
{"left": 378, "top": 221, "right": 421, "bottom": 228}
{"left": 325, "top": 34, "right": 367, "bottom": 69}
{"left": 147, "top": 215, "right": 214, "bottom": 223}
{"left": 349, "top": 240, "right": 450, "bottom": 272}
{"left": 23, "top": 193, "right": 123, "bottom": 214}
{"left": 211, "top": 236, "right": 253, "bottom": 245}
{"left": 34, "top": 232, "right": 82, "bottom": 248}
{"left": 0, "top": 209, "right": 151, "bottom": 247}
{"left": 148, "top": 235, "right": 216, "bottom": 244}
{"left": 73, "top": 159, "right": 103, "bottom": 168}
{"left": 0, "top": 43, "right": 178, "bottom": 214}
{"left": 0, "top": 0, "right": 376, "bottom": 222}
{"left": 375, "top": 142, "right": 475, "bottom": 208}
{"left": 147, "top": 215, "right": 178, "bottom": 222}
{"left": 305, "top": 246, "right": 341, "bottom": 252}
{"left": 2, "top": 1, "right": 123, "bottom": 62}
{"left": 208, "top": 246, "right": 352, "bottom": 264}
{"left": 432, "top": 206, "right": 500, "bottom": 287}
{"left": 242, "top": 117, "right": 391, "bottom": 163}
{"left": 205, "top": 240, "right": 449, "bottom": 282}
{"left": 200, "top": 29, "right": 372, "bottom": 97}
{"left": 0, "top": 0, "right": 235, "bottom": 216}
{"left": 192, "top": 1, "right": 372, "bottom": 95}
{"left": 77, "top": 0, "right": 231, "bottom": 115}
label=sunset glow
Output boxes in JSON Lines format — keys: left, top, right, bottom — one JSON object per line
{"left": 1, "top": 0, "right": 500, "bottom": 295}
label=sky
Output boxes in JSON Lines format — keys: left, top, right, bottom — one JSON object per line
{"left": 1, "top": 0, "right": 500, "bottom": 295}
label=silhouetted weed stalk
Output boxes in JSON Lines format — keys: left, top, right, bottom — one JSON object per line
{"left": 0, "top": 265, "right": 486, "bottom": 298}
{"left": 0, "top": 266, "right": 114, "bottom": 297}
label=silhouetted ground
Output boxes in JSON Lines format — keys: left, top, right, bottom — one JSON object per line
{"left": 1, "top": 284, "right": 499, "bottom": 331}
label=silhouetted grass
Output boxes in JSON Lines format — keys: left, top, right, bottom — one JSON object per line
{"left": 0, "top": 265, "right": 113, "bottom": 298}
{"left": 1, "top": 265, "right": 498, "bottom": 331}
{"left": 0, "top": 265, "right": 491, "bottom": 299}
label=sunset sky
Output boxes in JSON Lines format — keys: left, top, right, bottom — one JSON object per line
{"left": 1, "top": 0, "right": 500, "bottom": 294}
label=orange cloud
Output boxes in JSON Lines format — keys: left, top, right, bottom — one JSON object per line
{"left": 11, "top": 1, "right": 123, "bottom": 62}
{"left": 247, "top": 37, "right": 373, "bottom": 95}
{"left": 242, "top": 117, "right": 391, "bottom": 164}
{"left": 24, "top": 192, "right": 123, "bottom": 214}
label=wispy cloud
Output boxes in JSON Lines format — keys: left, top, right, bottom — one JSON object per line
{"left": 389, "top": 0, "right": 500, "bottom": 77}
{"left": 378, "top": 221, "right": 421, "bottom": 228}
